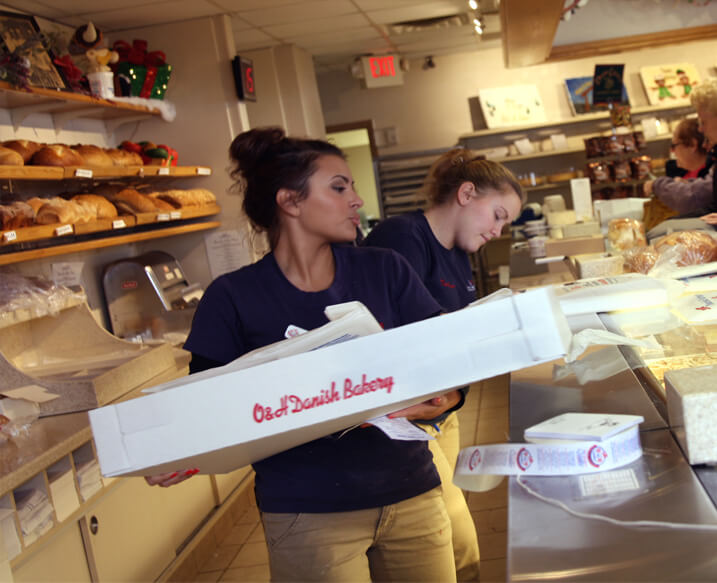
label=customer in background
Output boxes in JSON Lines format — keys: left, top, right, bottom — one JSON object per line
{"left": 643, "top": 117, "right": 712, "bottom": 216}
{"left": 146, "top": 127, "right": 463, "bottom": 583}
{"left": 691, "top": 78, "right": 717, "bottom": 226}
{"left": 364, "top": 149, "right": 524, "bottom": 582}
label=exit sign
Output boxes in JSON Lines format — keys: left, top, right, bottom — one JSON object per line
{"left": 360, "top": 55, "right": 404, "bottom": 88}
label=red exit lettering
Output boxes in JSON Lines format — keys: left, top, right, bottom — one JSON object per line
{"left": 369, "top": 56, "right": 396, "bottom": 78}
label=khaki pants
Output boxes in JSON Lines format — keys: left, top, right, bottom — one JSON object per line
{"left": 262, "top": 487, "right": 455, "bottom": 583}
{"left": 425, "top": 412, "right": 481, "bottom": 582}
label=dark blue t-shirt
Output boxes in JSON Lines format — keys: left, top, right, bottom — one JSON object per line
{"left": 364, "top": 210, "right": 477, "bottom": 313}
{"left": 184, "top": 245, "right": 442, "bottom": 513}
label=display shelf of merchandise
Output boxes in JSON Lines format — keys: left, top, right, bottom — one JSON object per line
{"left": 0, "top": 82, "right": 162, "bottom": 131}
{"left": 0, "top": 219, "right": 220, "bottom": 266}
{"left": 0, "top": 165, "right": 211, "bottom": 180}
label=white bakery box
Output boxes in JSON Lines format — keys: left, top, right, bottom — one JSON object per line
{"left": 90, "top": 287, "right": 572, "bottom": 478}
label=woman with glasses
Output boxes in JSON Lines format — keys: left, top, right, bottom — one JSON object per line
{"left": 364, "top": 149, "right": 523, "bottom": 582}
{"left": 643, "top": 117, "right": 713, "bottom": 215}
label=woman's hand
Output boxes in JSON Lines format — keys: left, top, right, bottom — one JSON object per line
{"left": 145, "top": 468, "right": 199, "bottom": 488}
{"left": 701, "top": 213, "right": 717, "bottom": 225}
{"left": 388, "top": 390, "right": 461, "bottom": 421}
{"left": 643, "top": 180, "right": 654, "bottom": 196}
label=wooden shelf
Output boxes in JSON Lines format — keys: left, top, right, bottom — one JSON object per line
{"left": 0, "top": 219, "right": 220, "bottom": 266}
{"left": 0, "top": 165, "right": 211, "bottom": 181}
{"left": 0, "top": 82, "right": 163, "bottom": 131}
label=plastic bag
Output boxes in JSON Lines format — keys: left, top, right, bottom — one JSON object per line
{"left": 0, "top": 274, "right": 85, "bottom": 320}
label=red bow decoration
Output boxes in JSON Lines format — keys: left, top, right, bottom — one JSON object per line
{"left": 54, "top": 55, "right": 84, "bottom": 83}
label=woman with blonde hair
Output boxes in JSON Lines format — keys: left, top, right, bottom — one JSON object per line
{"left": 365, "top": 149, "right": 524, "bottom": 581}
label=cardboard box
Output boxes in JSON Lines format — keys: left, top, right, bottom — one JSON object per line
{"left": 562, "top": 221, "right": 601, "bottom": 239}
{"left": 573, "top": 253, "right": 624, "bottom": 279}
{"left": 90, "top": 288, "right": 572, "bottom": 477}
{"left": 665, "top": 365, "right": 717, "bottom": 464}
{"left": 545, "top": 235, "right": 606, "bottom": 274}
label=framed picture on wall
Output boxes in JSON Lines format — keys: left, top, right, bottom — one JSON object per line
{"left": 564, "top": 76, "right": 630, "bottom": 116}
{"left": 478, "top": 84, "right": 547, "bottom": 129}
{"left": 0, "top": 10, "right": 67, "bottom": 90}
{"left": 640, "top": 63, "right": 700, "bottom": 106}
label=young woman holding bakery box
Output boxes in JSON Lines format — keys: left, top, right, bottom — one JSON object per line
{"left": 146, "top": 127, "right": 462, "bottom": 583}
{"left": 364, "top": 149, "right": 524, "bottom": 582}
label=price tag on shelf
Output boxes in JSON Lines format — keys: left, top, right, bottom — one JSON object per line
{"left": 170, "top": 211, "right": 182, "bottom": 220}
{"left": 157, "top": 213, "right": 170, "bottom": 222}
{"left": 112, "top": 219, "right": 127, "bottom": 229}
{"left": 196, "top": 167, "right": 211, "bottom": 175}
{"left": 55, "top": 224, "right": 73, "bottom": 236}
{"left": 74, "top": 168, "right": 93, "bottom": 178}
{"left": 2, "top": 230, "right": 17, "bottom": 242}
{"left": 158, "top": 167, "right": 170, "bottom": 175}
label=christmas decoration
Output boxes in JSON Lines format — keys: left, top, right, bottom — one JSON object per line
{"left": 112, "top": 40, "right": 171, "bottom": 100}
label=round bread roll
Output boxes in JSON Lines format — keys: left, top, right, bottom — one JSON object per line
{"left": 2, "top": 140, "right": 41, "bottom": 163}
{"left": 30, "top": 145, "right": 84, "bottom": 167}
{"left": 0, "top": 146, "right": 24, "bottom": 166}
{"left": 72, "top": 145, "right": 114, "bottom": 167}
{"left": 654, "top": 230, "right": 717, "bottom": 266}
{"left": 71, "top": 194, "right": 118, "bottom": 220}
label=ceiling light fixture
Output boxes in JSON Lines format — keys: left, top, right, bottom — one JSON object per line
{"left": 468, "top": 0, "right": 484, "bottom": 36}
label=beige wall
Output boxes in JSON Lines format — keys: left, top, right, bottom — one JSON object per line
{"left": 343, "top": 144, "right": 380, "bottom": 220}
{"left": 317, "top": 38, "right": 717, "bottom": 155}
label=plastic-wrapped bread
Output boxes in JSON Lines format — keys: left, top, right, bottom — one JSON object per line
{"left": 106, "top": 188, "right": 158, "bottom": 214}
{"left": 654, "top": 230, "right": 717, "bottom": 266}
{"left": 2, "top": 140, "right": 41, "bottom": 163}
{"left": 0, "top": 146, "right": 25, "bottom": 166}
{"left": 607, "top": 218, "right": 647, "bottom": 252}
{"left": 72, "top": 145, "right": 114, "bottom": 167}
{"left": 0, "top": 202, "right": 35, "bottom": 229}
{"left": 71, "top": 194, "right": 118, "bottom": 220}
{"left": 30, "top": 145, "right": 84, "bottom": 167}
{"left": 35, "top": 198, "right": 83, "bottom": 225}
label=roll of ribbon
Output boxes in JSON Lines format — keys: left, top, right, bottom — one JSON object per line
{"left": 453, "top": 425, "right": 642, "bottom": 492}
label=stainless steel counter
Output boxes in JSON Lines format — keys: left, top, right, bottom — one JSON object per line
{"left": 508, "top": 321, "right": 717, "bottom": 581}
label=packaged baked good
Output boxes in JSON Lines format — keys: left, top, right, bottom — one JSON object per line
{"left": 584, "top": 137, "right": 603, "bottom": 158}
{"left": 621, "top": 133, "right": 637, "bottom": 153}
{"left": 587, "top": 161, "right": 610, "bottom": 183}
{"left": 633, "top": 131, "right": 646, "bottom": 150}
{"left": 654, "top": 230, "right": 717, "bottom": 266}
{"left": 604, "top": 135, "right": 623, "bottom": 155}
{"left": 71, "top": 194, "right": 118, "bottom": 220}
{"left": 30, "top": 145, "right": 84, "bottom": 167}
{"left": 623, "top": 245, "right": 660, "bottom": 274}
{"left": 2, "top": 140, "right": 41, "bottom": 163}
{"left": 612, "top": 159, "right": 631, "bottom": 182}
{"left": 631, "top": 155, "right": 652, "bottom": 180}
{"left": 607, "top": 218, "right": 647, "bottom": 252}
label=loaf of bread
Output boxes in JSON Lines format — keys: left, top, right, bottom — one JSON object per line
{"left": 30, "top": 145, "right": 84, "bottom": 167}
{"left": 0, "top": 201, "right": 35, "bottom": 229}
{"left": 2, "top": 140, "right": 41, "bottom": 163}
{"left": 654, "top": 230, "right": 717, "bottom": 266}
{"left": 71, "top": 194, "right": 118, "bottom": 220}
{"left": 35, "top": 198, "right": 85, "bottom": 225}
{"left": 106, "top": 148, "right": 143, "bottom": 167}
{"left": 27, "top": 197, "right": 49, "bottom": 215}
{"left": 72, "top": 145, "right": 114, "bottom": 167}
{"left": 607, "top": 218, "right": 647, "bottom": 251}
{"left": 150, "top": 197, "right": 175, "bottom": 211}
{"left": 149, "top": 188, "right": 217, "bottom": 208}
{"left": 106, "top": 188, "right": 158, "bottom": 213}
{"left": 0, "top": 146, "right": 25, "bottom": 166}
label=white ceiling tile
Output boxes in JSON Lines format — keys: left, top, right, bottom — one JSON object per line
{"left": 0, "top": 1, "right": 69, "bottom": 18}
{"left": 264, "top": 13, "right": 370, "bottom": 37}
{"left": 368, "top": 3, "right": 468, "bottom": 25}
{"left": 79, "top": 0, "right": 219, "bottom": 30}
{"left": 239, "top": 0, "right": 357, "bottom": 27}
{"left": 212, "top": 0, "right": 307, "bottom": 11}
{"left": 233, "top": 28, "right": 278, "bottom": 49}
{"left": 284, "top": 26, "right": 378, "bottom": 45}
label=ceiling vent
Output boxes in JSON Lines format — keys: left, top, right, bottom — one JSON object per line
{"left": 387, "top": 13, "right": 471, "bottom": 35}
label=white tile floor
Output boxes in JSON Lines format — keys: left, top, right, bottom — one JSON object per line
{"left": 192, "top": 375, "right": 510, "bottom": 582}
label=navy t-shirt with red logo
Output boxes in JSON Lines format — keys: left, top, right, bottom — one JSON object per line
{"left": 363, "top": 210, "right": 477, "bottom": 313}
{"left": 184, "top": 244, "right": 442, "bottom": 513}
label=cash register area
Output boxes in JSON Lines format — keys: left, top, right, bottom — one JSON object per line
{"left": 178, "top": 376, "right": 509, "bottom": 583}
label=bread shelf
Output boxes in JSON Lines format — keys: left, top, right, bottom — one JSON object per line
{"left": 0, "top": 218, "right": 221, "bottom": 266}
{"left": 0, "top": 82, "right": 163, "bottom": 132}
{"left": 0, "top": 165, "right": 211, "bottom": 181}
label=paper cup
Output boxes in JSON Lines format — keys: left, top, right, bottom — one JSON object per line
{"left": 88, "top": 71, "right": 115, "bottom": 99}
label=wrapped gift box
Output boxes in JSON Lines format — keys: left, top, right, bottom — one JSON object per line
{"left": 115, "top": 62, "right": 171, "bottom": 99}
{"left": 90, "top": 287, "right": 572, "bottom": 477}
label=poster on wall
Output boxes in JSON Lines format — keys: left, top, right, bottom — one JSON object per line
{"left": 478, "top": 85, "right": 547, "bottom": 129}
{"left": 640, "top": 63, "right": 701, "bottom": 106}
{"left": 564, "top": 76, "right": 630, "bottom": 116}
